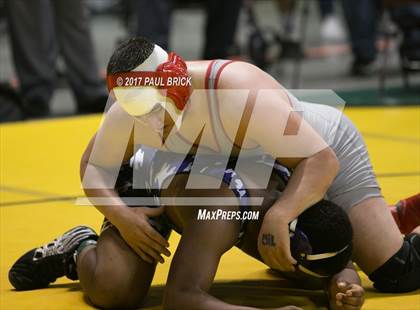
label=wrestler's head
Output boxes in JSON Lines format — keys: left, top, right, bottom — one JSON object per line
{"left": 106, "top": 37, "right": 191, "bottom": 132}
{"left": 288, "top": 199, "right": 353, "bottom": 279}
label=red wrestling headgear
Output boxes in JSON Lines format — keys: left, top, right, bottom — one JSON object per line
{"left": 106, "top": 51, "right": 191, "bottom": 116}
{"left": 156, "top": 52, "right": 191, "bottom": 111}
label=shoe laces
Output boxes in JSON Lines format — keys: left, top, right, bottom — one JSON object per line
{"left": 34, "top": 240, "right": 64, "bottom": 260}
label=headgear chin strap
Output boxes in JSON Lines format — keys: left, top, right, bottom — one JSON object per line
{"left": 106, "top": 44, "right": 191, "bottom": 121}
{"left": 289, "top": 219, "right": 349, "bottom": 278}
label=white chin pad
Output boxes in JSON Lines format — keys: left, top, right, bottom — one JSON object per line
{"left": 114, "top": 87, "right": 184, "bottom": 129}
{"left": 113, "top": 87, "right": 165, "bottom": 116}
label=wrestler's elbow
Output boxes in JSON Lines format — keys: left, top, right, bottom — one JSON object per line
{"left": 80, "top": 158, "right": 103, "bottom": 194}
{"left": 80, "top": 144, "right": 98, "bottom": 183}
{"left": 80, "top": 133, "right": 98, "bottom": 181}
{"left": 79, "top": 157, "right": 88, "bottom": 181}
{"left": 319, "top": 147, "right": 339, "bottom": 178}
{"left": 79, "top": 156, "right": 94, "bottom": 191}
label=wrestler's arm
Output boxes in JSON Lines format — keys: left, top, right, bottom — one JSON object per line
{"left": 80, "top": 103, "right": 170, "bottom": 262}
{"left": 219, "top": 61, "right": 338, "bottom": 219}
{"left": 256, "top": 148, "right": 339, "bottom": 271}
{"left": 327, "top": 261, "right": 365, "bottom": 310}
{"left": 228, "top": 63, "right": 339, "bottom": 221}
{"left": 163, "top": 210, "right": 297, "bottom": 310}
{"left": 219, "top": 62, "right": 339, "bottom": 270}
{"left": 163, "top": 213, "right": 246, "bottom": 310}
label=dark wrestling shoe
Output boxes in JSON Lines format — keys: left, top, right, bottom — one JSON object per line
{"left": 8, "top": 226, "right": 98, "bottom": 291}
{"left": 391, "top": 193, "right": 420, "bottom": 235}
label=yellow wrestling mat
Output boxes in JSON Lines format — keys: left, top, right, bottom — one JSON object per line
{"left": 1, "top": 107, "right": 419, "bottom": 309}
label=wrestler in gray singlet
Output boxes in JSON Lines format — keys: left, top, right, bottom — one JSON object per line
{"left": 117, "top": 60, "right": 382, "bottom": 215}
{"left": 290, "top": 97, "right": 382, "bottom": 212}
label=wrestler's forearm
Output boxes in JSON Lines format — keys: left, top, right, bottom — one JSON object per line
{"left": 80, "top": 161, "right": 130, "bottom": 224}
{"left": 83, "top": 187, "right": 129, "bottom": 224}
{"left": 274, "top": 148, "right": 339, "bottom": 221}
{"left": 164, "top": 220, "right": 265, "bottom": 310}
{"left": 79, "top": 129, "right": 136, "bottom": 224}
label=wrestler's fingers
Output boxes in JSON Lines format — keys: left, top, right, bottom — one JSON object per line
{"left": 259, "top": 248, "right": 275, "bottom": 268}
{"left": 337, "top": 281, "right": 349, "bottom": 292}
{"left": 346, "top": 286, "right": 364, "bottom": 297}
{"left": 273, "top": 248, "right": 295, "bottom": 272}
{"left": 267, "top": 250, "right": 283, "bottom": 270}
{"left": 337, "top": 293, "right": 363, "bottom": 309}
{"left": 141, "top": 205, "right": 165, "bottom": 217}
{"left": 142, "top": 228, "right": 171, "bottom": 257}
{"left": 139, "top": 242, "right": 164, "bottom": 263}
{"left": 130, "top": 245, "right": 154, "bottom": 264}
{"left": 336, "top": 292, "right": 345, "bottom": 306}
{"left": 143, "top": 221, "right": 170, "bottom": 249}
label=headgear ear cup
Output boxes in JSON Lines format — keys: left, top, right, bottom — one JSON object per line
{"left": 156, "top": 52, "right": 191, "bottom": 111}
{"left": 289, "top": 218, "right": 351, "bottom": 278}
{"left": 289, "top": 219, "right": 312, "bottom": 261}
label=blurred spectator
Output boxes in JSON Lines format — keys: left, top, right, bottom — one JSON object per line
{"left": 203, "top": 0, "right": 243, "bottom": 59}
{"left": 6, "top": 0, "right": 107, "bottom": 118}
{"left": 132, "top": 0, "right": 242, "bottom": 59}
{"left": 135, "top": 0, "right": 172, "bottom": 50}
{"left": 341, "top": 0, "right": 383, "bottom": 76}
{"left": 388, "top": 2, "right": 420, "bottom": 70}
{"left": 318, "top": 0, "right": 345, "bottom": 41}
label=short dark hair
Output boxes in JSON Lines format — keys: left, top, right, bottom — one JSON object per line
{"left": 298, "top": 199, "right": 353, "bottom": 276}
{"left": 107, "top": 37, "right": 155, "bottom": 75}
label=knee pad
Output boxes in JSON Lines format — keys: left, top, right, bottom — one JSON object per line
{"left": 369, "top": 233, "right": 420, "bottom": 293}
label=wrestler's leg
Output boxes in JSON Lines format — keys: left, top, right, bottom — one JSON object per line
{"left": 349, "top": 197, "right": 403, "bottom": 274}
{"left": 350, "top": 197, "right": 420, "bottom": 293}
{"left": 77, "top": 226, "right": 158, "bottom": 309}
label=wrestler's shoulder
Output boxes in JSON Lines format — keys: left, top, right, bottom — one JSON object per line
{"left": 107, "top": 100, "right": 130, "bottom": 118}
{"left": 99, "top": 100, "right": 133, "bottom": 129}
{"left": 218, "top": 61, "right": 280, "bottom": 89}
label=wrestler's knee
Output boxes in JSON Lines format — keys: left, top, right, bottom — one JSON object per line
{"left": 369, "top": 233, "right": 420, "bottom": 293}
{"left": 86, "top": 269, "right": 147, "bottom": 309}
{"left": 83, "top": 232, "right": 151, "bottom": 309}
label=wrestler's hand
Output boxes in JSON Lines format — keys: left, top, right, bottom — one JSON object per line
{"left": 330, "top": 281, "right": 365, "bottom": 310}
{"left": 114, "top": 206, "right": 171, "bottom": 264}
{"left": 258, "top": 208, "right": 297, "bottom": 272}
